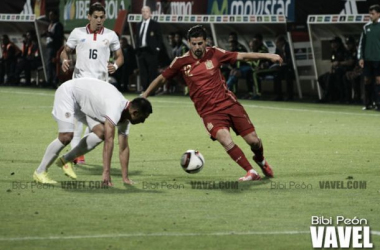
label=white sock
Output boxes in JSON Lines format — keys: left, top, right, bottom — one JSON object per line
{"left": 63, "top": 133, "right": 103, "bottom": 162}
{"left": 84, "top": 126, "right": 90, "bottom": 137}
{"left": 249, "top": 169, "right": 258, "bottom": 175}
{"left": 36, "top": 139, "right": 65, "bottom": 174}
{"left": 70, "top": 120, "right": 83, "bottom": 149}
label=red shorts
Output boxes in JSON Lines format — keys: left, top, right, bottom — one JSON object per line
{"left": 202, "top": 103, "right": 255, "bottom": 140}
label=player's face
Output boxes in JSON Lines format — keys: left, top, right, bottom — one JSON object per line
{"left": 189, "top": 37, "right": 206, "bottom": 59}
{"left": 369, "top": 10, "right": 380, "bottom": 22}
{"left": 88, "top": 11, "right": 106, "bottom": 31}
{"left": 141, "top": 7, "right": 151, "bottom": 20}
{"left": 130, "top": 111, "right": 150, "bottom": 125}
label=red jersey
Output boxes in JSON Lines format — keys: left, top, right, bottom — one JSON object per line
{"left": 162, "top": 47, "right": 239, "bottom": 117}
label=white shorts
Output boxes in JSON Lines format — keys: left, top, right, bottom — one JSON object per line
{"left": 52, "top": 84, "right": 100, "bottom": 132}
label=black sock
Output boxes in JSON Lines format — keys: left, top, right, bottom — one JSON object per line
{"left": 364, "top": 84, "right": 373, "bottom": 106}
{"left": 375, "top": 84, "right": 380, "bottom": 106}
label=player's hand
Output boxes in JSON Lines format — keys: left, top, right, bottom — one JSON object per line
{"left": 269, "top": 54, "right": 283, "bottom": 65}
{"left": 359, "top": 59, "right": 364, "bottom": 68}
{"left": 140, "top": 92, "right": 148, "bottom": 98}
{"left": 107, "top": 62, "right": 117, "bottom": 74}
{"left": 62, "top": 59, "right": 71, "bottom": 73}
{"left": 102, "top": 172, "right": 113, "bottom": 187}
{"left": 123, "top": 178, "right": 135, "bottom": 185}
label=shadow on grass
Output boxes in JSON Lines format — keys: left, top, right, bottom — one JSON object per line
{"left": 75, "top": 164, "right": 143, "bottom": 176}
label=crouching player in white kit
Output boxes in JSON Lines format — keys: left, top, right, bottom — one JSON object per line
{"left": 61, "top": 2, "right": 124, "bottom": 164}
{"left": 33, "top": 78, "right": 152, "bottom": 186}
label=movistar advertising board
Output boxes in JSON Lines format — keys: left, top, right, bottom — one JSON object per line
{"left": 60, "top": 0, "right": 131, "bottom": 32}
{"left": 207, "top": 0, "right": 295, "bottom": 22}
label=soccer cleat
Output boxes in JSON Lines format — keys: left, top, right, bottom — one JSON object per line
{"left": 239, "top": 170, "right": 261, "bottom": 182}
{"left": 56, "top": 157, "right": 77, "bottom": 179}
{"left": 73, "top": 155, "right": 85, "bottom": 165}
{"left": 254, "top": 156, "right": 274, "bottom": 178}
{"left": 33, "top": 171, "right": 57, "bottom": 184}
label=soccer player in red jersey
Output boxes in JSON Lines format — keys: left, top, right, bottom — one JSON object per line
{"left": 142, "top": 25, "right": 282, "bottom": 181}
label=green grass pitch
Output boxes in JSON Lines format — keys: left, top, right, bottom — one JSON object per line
{"left": 0, "top": 87, "right": 379, "bottom": 250}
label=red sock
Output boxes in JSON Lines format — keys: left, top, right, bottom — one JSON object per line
{"left": 227, "top": 145, "right": 253, "bottom": 171}
{"left": 251, "top": 142, "right": 264, "bottom": 162}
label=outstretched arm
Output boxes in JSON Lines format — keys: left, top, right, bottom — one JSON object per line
{"left": 118, "top": 134, "right": 133, "bottom": 185}
{"left": 237, "top": 52, "right": 283, "bottom": 65}
{"left": 141, "top": 74, "right": 167, "bottom": 98}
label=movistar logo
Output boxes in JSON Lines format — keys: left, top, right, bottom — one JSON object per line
{"left": 210, "top": 0, "right": 229, "bottom": 14}
{"left": 210, "top": 0, "right": 293, "bottom": 18}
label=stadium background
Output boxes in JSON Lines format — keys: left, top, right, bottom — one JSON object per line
{"left": 1, "top": 0, "right": 380, "bottom": 99}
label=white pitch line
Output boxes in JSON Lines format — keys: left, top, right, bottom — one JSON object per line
{"left": 0, "top": 231, "right": 310, "bottom": 241}
{"left": 0, "top": 230, "right": 379, "bottom": 241}
{"left": 0, "top": 90, "right": 54, "bottom": 97}
{"left": 1, "top": 89, "right": 380, "bottom": 117}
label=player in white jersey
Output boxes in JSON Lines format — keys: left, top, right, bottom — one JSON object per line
{"left": 60, "top": 3, "right": 124, "bottom": 165}
{"left": 60, "top": 3, "right": 123, "bottom": 81}
{"left": 33, "top": 78, "right": 152, "bottom": 186}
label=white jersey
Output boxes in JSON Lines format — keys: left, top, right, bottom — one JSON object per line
{"left": 52, "top": 77, "right": 130, "bottom": 135}
{"left": 66, "top": 24, "right": 120, "bottom": 81}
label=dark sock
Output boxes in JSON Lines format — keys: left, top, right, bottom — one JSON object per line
{"left": 251, "top": 139, "right": 264, "bottom": 162}
{"left": 364, "top": 84, "right": 373, "bottom": 106}
{"left": 375, "top": 84, "right": 380, "bottom": 106}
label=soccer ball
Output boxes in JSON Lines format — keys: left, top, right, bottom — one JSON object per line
{"left": 180, "top": 150, "right": 205, "bottom": 174}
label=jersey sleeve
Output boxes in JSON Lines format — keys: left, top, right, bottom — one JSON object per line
{"left": 110, "top": 32, "right": 121, "bottom": 51}
{"left": 213, "top": 47, "right": 238, "bottom": 65}
{"left": 162, "top": 57, "right": 182, "bottom": 80}
{"left": 66, "top": 29, "right": 78, "bottom": 49}
{"left": 117, "top": 121, "right": 130, "bottom": 136}
{"left": 104, "top": 100, "right": 123, "bottom": 127}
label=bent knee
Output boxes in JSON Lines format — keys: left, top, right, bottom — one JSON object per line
{"left": 58, "top": 132, "right": 74, "bottom": 145}
{"left": 243, "top": 132, "right": 260, "bottom": 147}
{"left": 215, "top": 129, "right": 233, "bottom": 147}
{"left": 91, "top": 124, "right": 105, "bottom": 140}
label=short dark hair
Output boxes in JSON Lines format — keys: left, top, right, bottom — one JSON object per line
{"left": 89, "top": 2, "right": 105, "bottom": 15}
{"left": 369, "top": 4, "right": 380, "bottom": 13}
{"left": 131, "top": 97, "right": 153, "bottom": 115}
{"left": 187, "top": 25, "right": 207, "bottom": 40}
